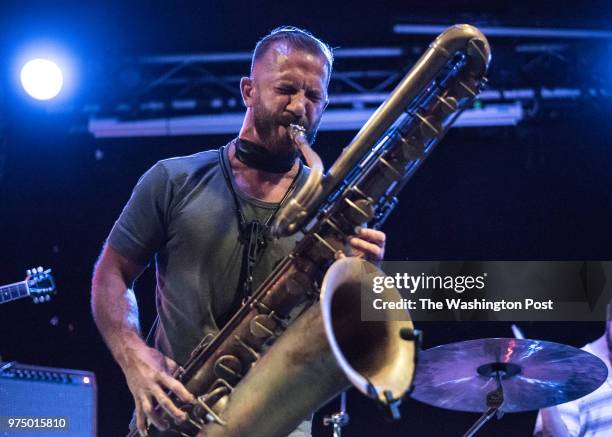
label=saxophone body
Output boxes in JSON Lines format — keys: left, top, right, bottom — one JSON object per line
{"left": 132, "top": 24, "right": 491, "bottom": 437}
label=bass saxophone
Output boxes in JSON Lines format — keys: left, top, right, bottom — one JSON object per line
{"left": 131, "top": 24, "right": 491, "bottom": 437}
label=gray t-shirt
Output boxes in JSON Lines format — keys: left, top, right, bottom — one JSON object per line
{"left": 108, "top": 143, "right": 307, "bottom": 364}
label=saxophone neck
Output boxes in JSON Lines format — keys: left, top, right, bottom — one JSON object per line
{"left": 288, "top": 124, "right": 323, "bottom": 174}
{"left": 271, "top": 124, "right": 325, "bottom": 238}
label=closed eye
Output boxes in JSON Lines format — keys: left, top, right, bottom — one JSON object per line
{"left": 307, "top": 92, "right": 323, "bottom": 103}
{"left": 276, "top": 85, "right": 324, "bottom": 103}
{"left": 276, "top": 86, "right": 296, "bottom": 94}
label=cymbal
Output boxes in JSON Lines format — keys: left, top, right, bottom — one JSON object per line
{"left": 410, "top": 338, "right": 608, "bottom": 413}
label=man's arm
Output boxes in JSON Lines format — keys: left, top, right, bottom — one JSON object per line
{"left": 91, "top": 244, "right": 194, "bottom": 435}
{"left": 534, "top": 406, "right": 576, "bottom": 437}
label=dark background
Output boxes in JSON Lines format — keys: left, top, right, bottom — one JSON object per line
{"left": 1, "top": 1, "right": 611, "bottom": 436}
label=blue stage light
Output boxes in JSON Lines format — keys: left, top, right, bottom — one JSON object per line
{"left": 20, "top": 58, "right": 64, "bottom": 100}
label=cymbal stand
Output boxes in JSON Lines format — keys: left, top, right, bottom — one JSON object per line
{"left": 463, "top": 370, "right": 505, "bottom": 437}
{"left": 323, "top": 390, "right": 349, "bottom": 437}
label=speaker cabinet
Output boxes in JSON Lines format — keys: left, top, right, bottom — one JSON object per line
{"left": 0, "top": 363, "right": 96, "bottom": 436}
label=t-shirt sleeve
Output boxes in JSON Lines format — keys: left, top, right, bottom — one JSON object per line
{"left": 534, "top": 402, "right": 581, "bottom": 437}
{"left": 107, "top": 162, "right": 173, "bottom": 265}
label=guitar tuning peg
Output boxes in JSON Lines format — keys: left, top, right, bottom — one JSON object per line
{"left": 45, "top": 295, "right": 51, "bottom": 301}
{"left": 33, "top": 297, "right": 39, "bottom": 304}
{"left": 27, "top": 269, "right": 32, "bottom": 275}
{"left": 37, "top": 267, "right": 43, "bottom": 273}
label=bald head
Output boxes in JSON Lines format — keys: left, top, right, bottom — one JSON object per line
{"left": 251, "top": 26, "right": 333, "bottom": 84}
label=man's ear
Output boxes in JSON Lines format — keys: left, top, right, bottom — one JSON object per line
{"left": 240, "top": 76, "right": 254, "bottom": 107}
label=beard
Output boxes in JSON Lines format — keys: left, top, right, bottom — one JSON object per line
{"left": 252, "top": 100, "right": 322, "bottom": 157}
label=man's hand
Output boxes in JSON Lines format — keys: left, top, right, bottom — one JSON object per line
{"left": 123, "top": 342, "right": 194, "bottom": 436}
{"left": 347, "top": 227, "right": 386, "bottom": 263}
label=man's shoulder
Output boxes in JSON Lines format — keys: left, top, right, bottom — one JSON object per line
{"left": 157, "top": 149, "right": 219, "bottom": 175}
{"left": 150, "top": 149, "right": 223, "bottom": 189}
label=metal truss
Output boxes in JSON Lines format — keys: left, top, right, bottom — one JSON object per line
{"left": 86, "top": 31, "right": 612, "bottom": 137}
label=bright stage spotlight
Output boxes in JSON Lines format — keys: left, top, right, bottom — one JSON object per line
{"left": 20, "top": 58, "right": 64, "bottom": 100}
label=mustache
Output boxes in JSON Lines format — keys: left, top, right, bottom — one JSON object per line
{"left": 278, "top": 112, "right": 309, "bottom": 130}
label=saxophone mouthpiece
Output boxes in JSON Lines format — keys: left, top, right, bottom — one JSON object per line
{"left": 288, "top": 124, "right": 307, "bottom": 143}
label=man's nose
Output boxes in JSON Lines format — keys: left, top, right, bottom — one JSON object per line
{"left": 286, "top": 93, "right": 307, "bottom": 118}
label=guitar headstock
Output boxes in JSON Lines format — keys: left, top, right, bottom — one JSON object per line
{"left": 26, "top": 267, "right": 56, "bottom": 303}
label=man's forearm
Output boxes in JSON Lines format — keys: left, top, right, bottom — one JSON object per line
{"left": 539, "top": 407, "right": 572, "bottom": 437}
{"left": 91, "top": 276, "right": 145, "bottom": 370}
{"left": 92, "top": 264, "right": 194, "bottom": 433}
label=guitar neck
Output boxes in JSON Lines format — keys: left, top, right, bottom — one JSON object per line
{"left": 0, "top": 281, "right": 29, "bottom": 304}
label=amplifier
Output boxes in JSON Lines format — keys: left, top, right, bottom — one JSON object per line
{"left": 0, "top": 362, "right": 97, "bottom": 436}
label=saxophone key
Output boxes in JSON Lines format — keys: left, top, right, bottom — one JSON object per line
{"left": 435, "top": 94, "right": 458, "bottom": 114}
{"left": 343, "top": 197, "right": 374, "bottom": 223}
{"left": 414, "top": 111, "right": 441, "bottom": 136}
{"left": 249, "top": 314, "right": 278, "bottom": 338}
{"left": 213, "top": 355, "right": 244, "bottom": 381}
{"left": 397, "top": 132, "right": 425, "bottom": 160}
{"left": 378, "top": 156, "right": 402, "bottom": 180}
{"left": 233, "top": 335, "right": 260, "bottom": 361}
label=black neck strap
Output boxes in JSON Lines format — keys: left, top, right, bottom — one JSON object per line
{"left": 235, "top": 137, "right": 298, "bottom": 174}
{"left": 218, "top": 143, "right": 302, "bottom": 300}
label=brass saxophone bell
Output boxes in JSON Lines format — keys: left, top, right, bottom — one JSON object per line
{"left": 320, "top": 257, "right": 417, "bottom": 404}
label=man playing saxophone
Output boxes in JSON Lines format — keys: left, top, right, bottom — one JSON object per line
{"left": 91, "top": 26, "right": 386, "bottom": 437}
